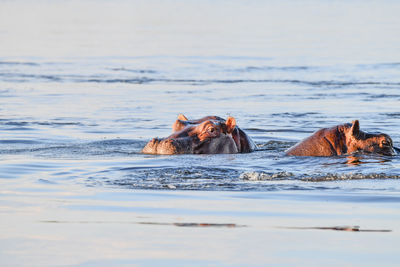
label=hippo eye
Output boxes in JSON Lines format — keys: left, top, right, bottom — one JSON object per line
{"left": 382, "top": 140, "right": 390, "bottom": 146}
{"left": 208, "top": 127, "right": 215, "bottom": 133}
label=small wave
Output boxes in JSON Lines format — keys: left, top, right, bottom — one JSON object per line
{"left": 367, "top": 94, "right": 400, "bottom": 99}
{"left": 302, "top": 173, "right": 400, "bottom": 182}
{"left": 2, "top": 71, "right": 400, "bottom": 88}
{"left": 0, "top": 139, "right": 146, "bottom": 158}
{"left": 100, "top": 167, "right": 243, "bottom": 191}
{"left": 0, "top": 120, "right": 85, "bottom": 127}
{"left": 0, "top": 139, "right": 42, "bottom": 144}
{"left": 88, "top": 139, "right": 145, "bottom": 147}
{"left": 85, "top": 77, "right": 156, "bottom": 84}
{"left": 256, "top": 141, "right": 294, "bottom": 151}
{"left": 262, "top": 129, "right": 313, "bottom": 133}
{"left": 3, "top": 121, "right": 29, "bottom": 126}
{"left": 0, "top": 73, "right": 61, "bottom": 82}
{"left": 232, "top": 65, "right": 315, "bottom": 72}
{"left": 116, "top": 166, "right": 239, "bottom": 181}
{"left": 89, "top": 78, "right": 400, "bottom": 86}
{"left": 293, "top": 80, "right": 400, "bottom": 87}
{"left": 3, "top": 127, "right": 35, "bottom": 131}
{"left": 244, "top": 128, "right": 271, "bottom": 133}
{"left": 110, "top": 67, "right": 157, "bottom": 74}
{"left": 0, "top": 61, "right": 39, "bottom": 66}
{"left": 85, "top": 163, "right": 400, "bottom": 191}
{"left": 271, "top": 112, "right": 320, "bottom": 118}
{"left": 357, "top": 62, "right": 400, "bottom": 69}
{"left": 37, "top": 178, "right": 57, "bottom": 184}
{"left": 240, "top": 171, "right": 294, "bottom": 181}
{"left": 381, "top": 112, "right": 400, "bottom": 118}
{"left": 0, "top": 89, "right": 13, "bottom": 94}
{"left": 94, "top": 171, "right": 332, "bottom": 191}
{"left": 239, "top": 171, "right": 400, "bottom": 183}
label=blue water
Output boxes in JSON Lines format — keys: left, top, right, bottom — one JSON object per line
{"left": 1, "top": 56, "right": 400, "bottom": 191}
{"left": 1, "top": 1, "right": 400, "bottom": 266}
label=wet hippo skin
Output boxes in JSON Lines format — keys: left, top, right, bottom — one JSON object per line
{"left": 286, "top": 120, "right": 395, "bottom": 157}
{"left": 142, "top": 116, "right": 240, "bottom": 155}
{"left": 172, "top": 114, "right": 256, "bottom": 153}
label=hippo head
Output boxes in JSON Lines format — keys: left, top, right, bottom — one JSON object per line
{"left": 172, "top": 114, "right": 224, "bottom": 132}
{"left": 142, "top": 117, "right": 238, "bottom": 154}
{"left": 345, "top": 120, "right": 395, "bottom": 156}
{"left": 172, "top": 114, "right": 256, "bottom": 153}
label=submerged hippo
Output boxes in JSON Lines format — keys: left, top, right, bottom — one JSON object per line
{"left": 286, "top": 120, "right": 395, "bottom": 157}
{"left": 172, "top": 114, "right": 256, "bottom": 153}
{"left": 142, "top": 116, "right": 240, "bottom": 154}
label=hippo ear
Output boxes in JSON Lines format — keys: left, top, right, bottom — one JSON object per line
{"left": 177, "top": 114, "right": 188, "bottom": 121}
{"left": 350, "top": 120, "right": 360, "bottom": 137}
{"left": 172, "top": 114, "right": 189, "bottom": 132}
{"left": 225, "top": 117, "right": 236, "bottom": 134}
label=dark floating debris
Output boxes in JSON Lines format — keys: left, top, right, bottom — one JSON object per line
{"left": 139, "top": 222, "right": 245, "bottom": 228}
{"left": 279, "top": 226, "right": 392, "bottom": 232}
{"left": 41, "top": 220, "right": 245, "bottom": 228}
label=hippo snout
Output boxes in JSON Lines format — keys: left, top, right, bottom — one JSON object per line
{"left": 141, "top": 138, "right": 161, "bottom": 154}
{"left": 142, "top": 138, "right": 185, "bottom": 155}
{"left": 382, "top": 147, "right": 396, "bottom": 156}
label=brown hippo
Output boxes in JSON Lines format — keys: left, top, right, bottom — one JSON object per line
{"left": 286, "top": 120, "right": 395, "bottom": 157}
{"left": 142, "top": 116, "right": 239, "bottom": 154}
{"left": 172, "top": 114, "right": 256, "bottom": 153}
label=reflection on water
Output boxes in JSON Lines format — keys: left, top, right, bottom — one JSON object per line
{"left": 41, "top": 220, "right": 245, "bottom": 228}
{"left": 346, "top": 155, "right": 362, "bottom": 166}
{"left": 278, "top": 226, "right": 392, "bottom": 232}
{"left": 345, "top": 155, "right": 395, "bottom": 166}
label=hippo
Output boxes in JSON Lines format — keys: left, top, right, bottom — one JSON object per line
{"left": 142, "top": 116, "right": 239, "bottom": 154}
{"left": 172, "top": 114, "right": 257, "bottom": 153}
{"left": 286, "top": 120, "right": 396, "bottom": 157}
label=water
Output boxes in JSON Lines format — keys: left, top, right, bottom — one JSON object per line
{"left": 1, "top": 1, "right": 400, "bottom": 266}
{"left": 1, "top": 56, "right": 400, "bottom": 191}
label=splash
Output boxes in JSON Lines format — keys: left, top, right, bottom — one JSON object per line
{"left": 302, "top": 173, "right": 400, "bottom": 182}
{"left": 240, "top": 171, "right": 294, "bottom": 181}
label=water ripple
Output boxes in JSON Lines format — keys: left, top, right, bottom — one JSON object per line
{"left": 0, "top": 61, "right": 39, "bottom": 66}
{"left": 2, "top": 70, "right": 400, "bottom": 88}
